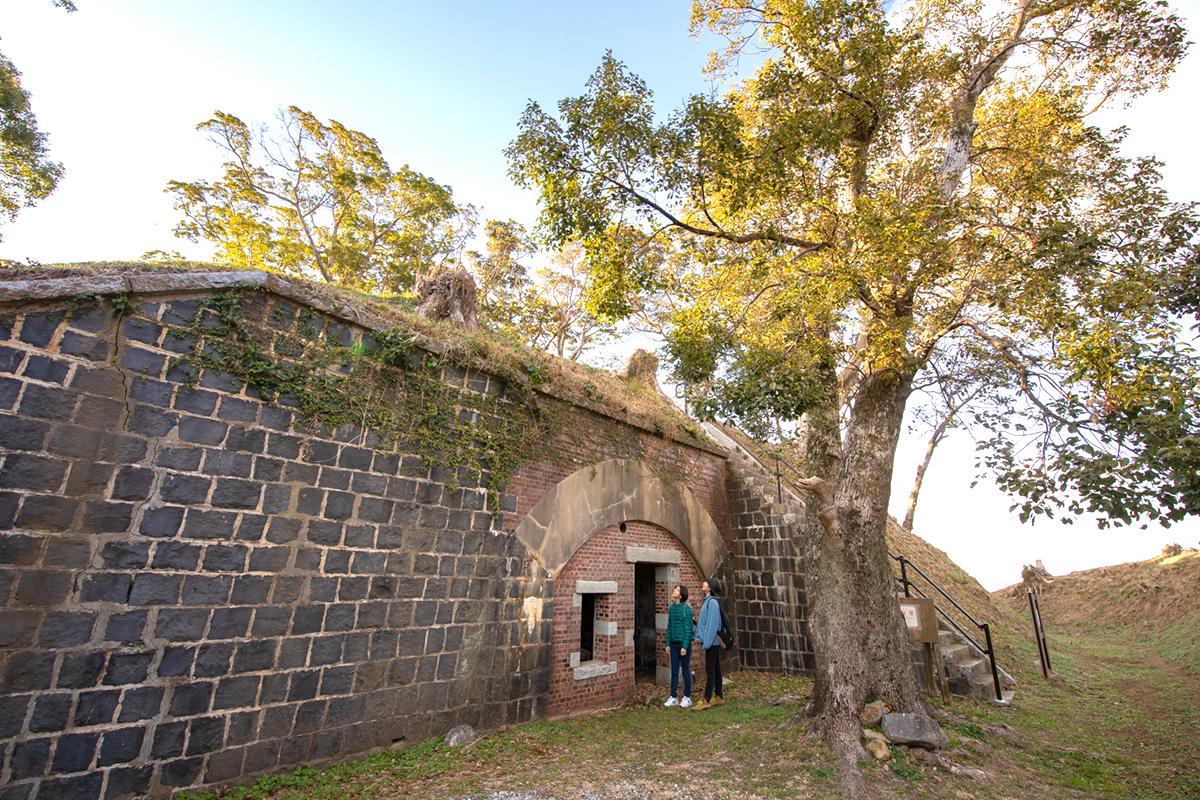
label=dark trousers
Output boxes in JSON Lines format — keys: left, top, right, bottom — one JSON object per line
{"left": 669, "top": 644, "right": 692, "bottom": 698}
{"left": 704, "top": 644, "right": 723, "bottom": 700}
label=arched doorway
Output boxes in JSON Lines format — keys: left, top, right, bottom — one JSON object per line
{"left": 510, "top": 459, "right": 726, "bottom": 716}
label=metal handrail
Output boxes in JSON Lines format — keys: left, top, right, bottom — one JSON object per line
{"left": 890, "top": 552, "right": 1003, "bottom": 702}
{"left": 893, "top": 553, "right": 984, "bottom": 629}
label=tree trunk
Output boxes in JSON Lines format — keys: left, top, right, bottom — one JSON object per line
{"left": 902, "top": 418, "right": 949, "bottom": 531}
{"left": 796, "top": 369, "right": 922, "bottom": 799}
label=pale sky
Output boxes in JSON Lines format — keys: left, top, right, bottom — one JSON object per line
{"left": 3, "top": 0, "right": 1197, "bottom": 589}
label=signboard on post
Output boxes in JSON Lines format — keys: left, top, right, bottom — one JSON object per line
{"left": 899, "top": 597, "right": 938, "bottom": 644}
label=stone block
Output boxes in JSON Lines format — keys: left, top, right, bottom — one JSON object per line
{"left": 51, "top": 731, "right": 98, "bottom": 773}
{"left": 117, "top": 686, "right": 164, "bottom": 722}
{"left": 30, "top": 693, "right": 72, "bottom": 732}
{"left": 9, "top": 738, "right": 51, "bottom": 779}
{"left": 103, "top": 765, "right": 153, "bottom": 799}
{"left": 128, "top": 573, "right": 181, "bottom": 605}
{"left": 97, "top": 726, "right": 145, "bottom": 766}
{"left": 573, "top": 660, "right": 617, "bottom": 680}
{"left": 104, "top": 652, "right": 154, "bottom": 685}
{"left": 139, "top": 505, "right": 184, "bottom": 538}
{"left": 575, "top": 580, "right": 618, "bottom": 594}
{"left": 102, "top": 610, "right": 147, "bottom": 643}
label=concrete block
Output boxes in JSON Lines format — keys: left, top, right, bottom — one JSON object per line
{"left": 573, "top": 660, "right": 617, "bottom": 681}
{"left": 575, "top": 580, "right": 617, "bottom": 594}
{"left": 625, "top": 546, "right": 679, "bottom": 565}
{"left": 595, "top": 621, "right": 618, "bottom": 636}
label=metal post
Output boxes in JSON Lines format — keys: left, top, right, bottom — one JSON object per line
{"left": 899, "top": 558, "right": 911, "bottom": 597}
{"left": 1032, "top": 591, "right": 1052, "bottom": 675}
{"left": 1028, "top": 590, "right": 1050, "bottom": 678}
{"left": 774, "top": 453, "right": 782, "bottom": 503}
{"left": 981, "top": 622, "right": 1003, "bottom": 701}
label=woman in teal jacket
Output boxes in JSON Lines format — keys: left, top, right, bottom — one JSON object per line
{"left": 663, "top": 584, "right": 694, "bottom": 707}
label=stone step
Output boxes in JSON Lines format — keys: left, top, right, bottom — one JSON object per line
{"left": 968, "top": 675, "right": 1015, "bottom": 706}
{"left": 952, "top": 657, "right": 991, "bottom": 681}
{"left": 940, "top": 643, "right": 970, "bottom": 662}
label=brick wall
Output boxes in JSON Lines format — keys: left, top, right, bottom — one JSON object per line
{"left": 547, "top": 521, "right": 705, "bottom": 716}
{"left": 0, "top": 282, "right": 747, "bottom": 798}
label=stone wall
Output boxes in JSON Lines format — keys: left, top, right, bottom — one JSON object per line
{"left": 0, "top": 274, "right": 752, "bottom": 798}
{"left": 726, "top": 468, "right": 814, "bottom": 674}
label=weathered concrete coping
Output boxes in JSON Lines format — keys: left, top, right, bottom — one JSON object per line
{"left": 0, "top": 269, "right": 728, "bottom": 457}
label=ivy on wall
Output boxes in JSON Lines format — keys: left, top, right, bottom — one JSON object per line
{"left": 181, "top": 287, "right": 551, "bottom": 504}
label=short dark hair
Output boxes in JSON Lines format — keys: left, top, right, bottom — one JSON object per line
{"left": 677, "top": 584, "right": 689, "bottom": 602}
{"left": 708, "top": 577, "right": 722, "bottom": 596}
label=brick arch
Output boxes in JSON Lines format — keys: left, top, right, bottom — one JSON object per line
{"left": 513, "top": 458, "right": 725, "bottom": 578}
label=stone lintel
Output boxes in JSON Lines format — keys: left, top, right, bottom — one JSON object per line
{"left": 625, "top": 546, "right": 680, "bottom": 565}
{"left": 574, "top": 660, "right": 618, "bottom": 681}
{"left": 576, "top": 580, "right": 618, "bottom": 595}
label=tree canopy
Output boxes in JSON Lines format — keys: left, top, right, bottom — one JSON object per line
{"left": 509, "top": 1, "right": 1196, "bottom": 791}
{"left": 168, "top": 106, "right": 475, "bottom": 295}
{"left": 509, "top": 0, "right": 1199, "bottom": 528}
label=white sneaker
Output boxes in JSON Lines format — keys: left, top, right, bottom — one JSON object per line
{"left": 680, "top": 696, "right": 692, "bottom": 708}
{"left": 664, "top": 696, "right": 679, "bottom": 707}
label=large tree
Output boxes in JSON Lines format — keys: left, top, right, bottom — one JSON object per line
{"left": 508, "top": 0, "right": 1197, "bottom": 794}
{"left": 0, "top": 0, "right": 74, "bottom": 239}
{"left": 168, "top": 106, "right": 475, "bottom": 294}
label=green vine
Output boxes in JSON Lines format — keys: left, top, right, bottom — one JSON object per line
{"left": 69, "top": 290, "right": 137, "bottom": 317}
{"left": 179, "top": 288, "right": 548, "bottom": 507}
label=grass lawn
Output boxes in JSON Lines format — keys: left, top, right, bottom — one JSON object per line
{"left": 182, "top": 625, "right": 1199, "bottom": 800}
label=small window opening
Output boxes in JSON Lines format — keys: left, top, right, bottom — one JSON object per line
{"left": 580, "top": 593, "right": 596, "bottom": 661}
{"left": 618, "top": 522, "right": 628, "bottom": 533}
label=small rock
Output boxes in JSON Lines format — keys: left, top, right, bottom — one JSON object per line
{"left": 881, "top": 712, "right": 948, "bottom": 750}
{"left": 949, "top": 764, "right": 989, "bottom": 781}
{"left": 859, "top": 699, "right": 887, "bottom": 727}
{"left": 445, "top": 724, "right": 477, "bottom": 746}
{"left": 864, "top": 736, "right": 890, "bottom": 761}
{"left": 768, "top": 694, "right": 806, "bottom": 706}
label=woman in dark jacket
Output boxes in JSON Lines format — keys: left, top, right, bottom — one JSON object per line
{"left": 693, "top": 577, "right": 724, "bottom": 707}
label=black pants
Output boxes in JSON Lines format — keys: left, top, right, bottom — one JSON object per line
{"left": 704, "top": 644, "right": 723, "bottom": 701}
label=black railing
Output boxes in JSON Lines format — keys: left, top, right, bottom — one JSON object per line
{"left": 727, "top": 432, "right": 1005, "bottom": 702}
{"left": 890, "top": 552, "right": 1004, "bottom": 702}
